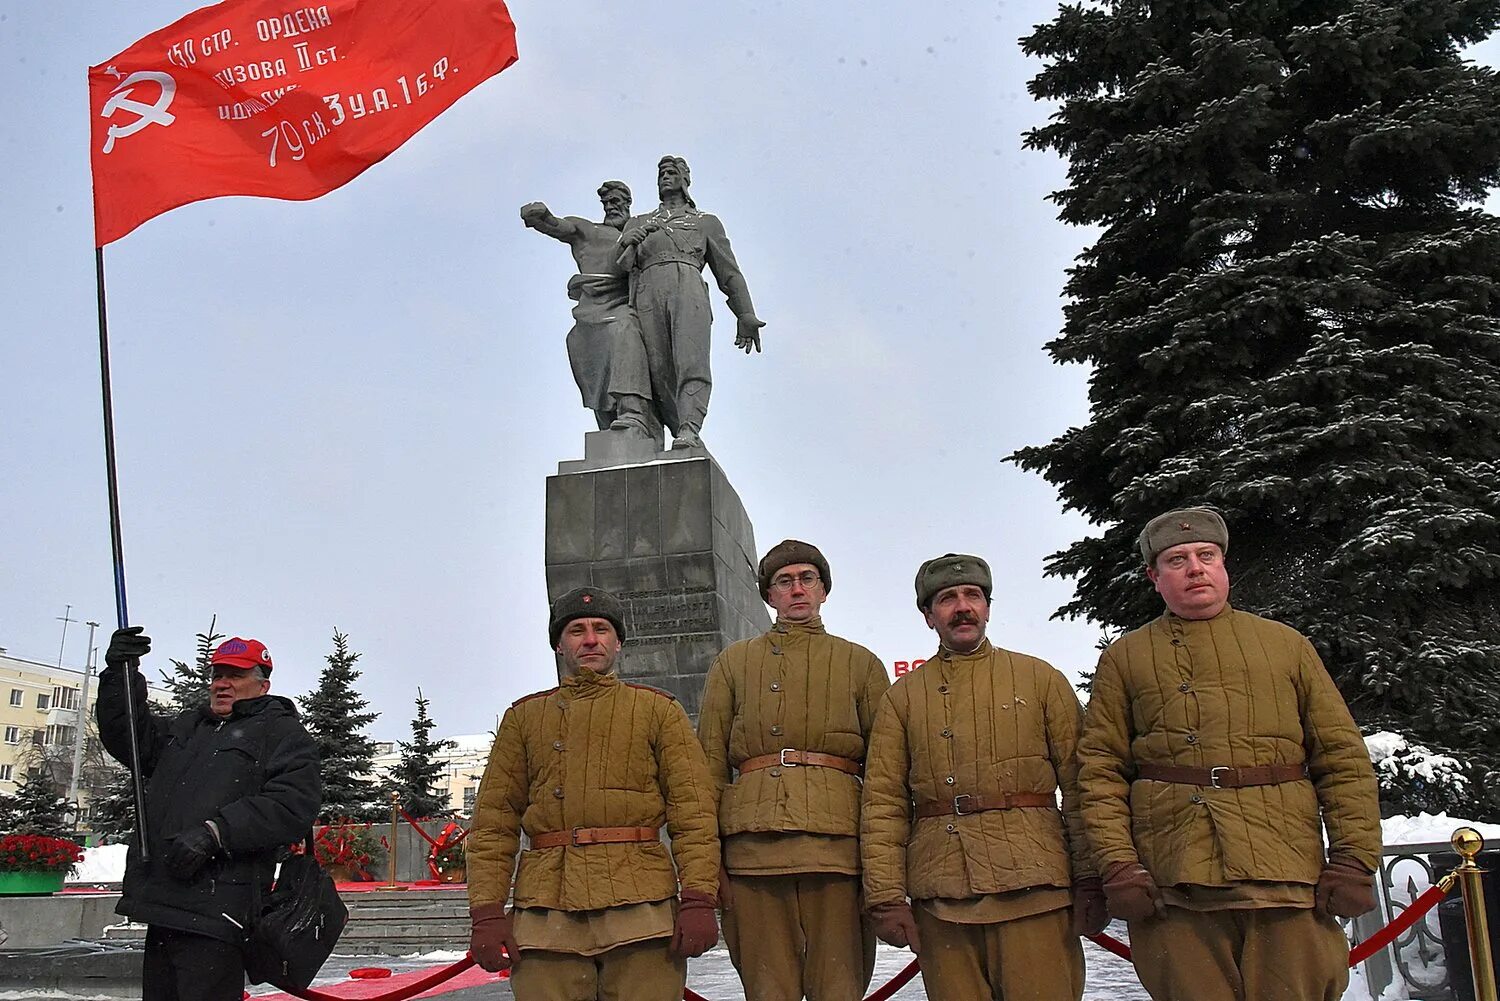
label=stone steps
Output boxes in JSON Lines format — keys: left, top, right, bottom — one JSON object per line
{"left": 101, "top": 888, "right": 474, "bottom": 956}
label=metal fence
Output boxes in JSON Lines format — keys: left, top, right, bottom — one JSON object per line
{"left": 1352, "top": 840, "right": 1460, "bottom": 1000}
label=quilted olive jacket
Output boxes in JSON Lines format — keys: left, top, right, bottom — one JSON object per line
{"left": 698, "top": 618, "right": 890, "bottom": 837}
{"left": 466, "top": 670, "right": 720, "bottom": 911}
{"left": 861, "top": 640, "right": 1092, "bottom": 906}
{"left": 1078, "top": 606, "right": 1382, "bottom": 886}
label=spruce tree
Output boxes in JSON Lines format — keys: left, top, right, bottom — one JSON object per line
{"left": 87, "top": 766, "right": 138, "bottom": 840}
{"left": 1, "top": 772, "right": 71, "bottom": 837}
{"left": 299, "top": 629, "right": 382, "bottom": 821}
{"left": 390, "top": 689, "right": 455, "bottom": 819}
{"left": 1017, "top": 0, "right": 1500, "bottom": 817}
{"left": 158, "top": 616, "right": 224, "bottom": 713}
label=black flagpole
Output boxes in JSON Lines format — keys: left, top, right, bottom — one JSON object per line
{"left": 95, "top": 245, "right": 150, "bottom": 861}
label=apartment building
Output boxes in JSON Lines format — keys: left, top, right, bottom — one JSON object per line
{"left": 0, "top": 648, "right": 168, "bottom": 812}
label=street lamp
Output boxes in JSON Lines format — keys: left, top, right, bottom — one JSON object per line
{"left": 66, "top": 622, "right": 100, "bottom": 810}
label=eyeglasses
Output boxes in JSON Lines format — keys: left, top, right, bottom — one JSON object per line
{"left": 769, "top": 571, "right": 822, "bottom": 593}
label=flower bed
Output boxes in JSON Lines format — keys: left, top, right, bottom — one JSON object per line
{"left": 0, "top": 834, "right": 84, "bottom": 874}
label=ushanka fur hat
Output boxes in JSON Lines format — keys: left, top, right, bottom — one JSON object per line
{"left": 1138, "top": 507, "right": 1229, "bottom": 566}
{"left": 757, "top": 539, "right": 832, "bottom": 602}
{"left": 914, "top": 554, "right": 992, "bottom": 610}
{"left": 548, "top": 586, "right": 627, "bottom": 648}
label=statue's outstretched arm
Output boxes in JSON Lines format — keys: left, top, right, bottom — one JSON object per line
{"left": 520, "top": 202, "right": 583, "bottom": 243}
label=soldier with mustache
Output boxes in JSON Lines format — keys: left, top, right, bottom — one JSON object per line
{"left": 860, "top": 555, "right": 1105, "bottom": 1001}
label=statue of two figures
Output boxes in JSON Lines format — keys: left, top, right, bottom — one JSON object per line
{"left": 521, "top": 156, "right": 765, "bottom": 451}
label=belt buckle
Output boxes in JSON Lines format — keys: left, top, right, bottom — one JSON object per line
{"left": 779, "top": 748, "right": 799, "bottom": 768}
{"left": 952, "top": 794, "right": 974, "bottom": 816}
{"left": 1209, "top": 767, "right": 1229, "bottom": 789}
{"left": 570, "top": 827, "right": 588, "bottom": 846}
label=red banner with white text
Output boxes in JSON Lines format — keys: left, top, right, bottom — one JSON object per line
{"left": 89, "top": 0, "right": 517, "bottom": 246}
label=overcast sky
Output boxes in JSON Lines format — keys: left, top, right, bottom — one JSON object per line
{"left": 6, "top": 2, "right": 1496, "bottom": 742}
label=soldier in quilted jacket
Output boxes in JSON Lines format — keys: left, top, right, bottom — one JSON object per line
{"left": 466, "top": 586, "right": 721, "bottom": 1001}
{"left": 1078, "top": 508, "right": 1382, "bottom": 1001}
{"left": 698, "top": 539, "right": 889, "bottom": 1001}
{"left": 861, "top": 554, "right": 1102, "bottom": 1001}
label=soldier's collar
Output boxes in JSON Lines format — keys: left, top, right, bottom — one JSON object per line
{"left": 772, "top": 615, "right": 826, "bottom": 636}
{"left": 938, "top": 637, "right": 993, "bottom": 661}
{"left": 1163, "top": 602, "right": 1235, "bottom": 626}
{"left": 560, "top": 668, "right": 620, "bottom": 695}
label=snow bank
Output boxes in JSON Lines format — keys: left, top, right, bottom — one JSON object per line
{"left": 66, "top": 843, "right": 128, "bottom": 884}
{"left": 1382, "top": 811, "right": 1500, "bottom": 845}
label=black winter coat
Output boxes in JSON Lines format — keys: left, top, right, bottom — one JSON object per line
{"left": 96, "top": 666, "right": 321, "bottom": 942}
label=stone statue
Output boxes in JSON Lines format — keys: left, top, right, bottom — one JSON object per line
{"left": 609, "top": 156, "right": 765, "bottom": 450}
{"left": 520, "top": 181, "right": 657, "bottom": 436}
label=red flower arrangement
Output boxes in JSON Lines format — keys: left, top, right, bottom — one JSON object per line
{"left": 0, "top": 834, "right": 84, "bottom": 874}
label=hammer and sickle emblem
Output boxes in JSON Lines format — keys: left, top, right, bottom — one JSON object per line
{"left": 100, "top": 71, "right": 178, "bottom": 154}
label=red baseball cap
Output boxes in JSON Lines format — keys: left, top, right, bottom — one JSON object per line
{"left": 211, "top": 637, "right": 273, "bottom": 673}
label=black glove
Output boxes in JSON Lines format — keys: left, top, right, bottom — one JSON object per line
{"left": 105, "top": 626, "right": 151, "bottom": 670}
{"left": 165, "top": 824, "right": 219, "bottom": 881}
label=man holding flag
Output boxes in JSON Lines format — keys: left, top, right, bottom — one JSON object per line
{"left": 96, "top": 627, "right": 320, "bottom": 1001}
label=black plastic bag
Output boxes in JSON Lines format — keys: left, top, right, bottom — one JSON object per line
{"left": 244, "top": 835, "right": 349, "bottom": 991}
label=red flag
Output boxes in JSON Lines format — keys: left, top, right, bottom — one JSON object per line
{"left": 89, "top": 0, "right": 518, "bottom": 246}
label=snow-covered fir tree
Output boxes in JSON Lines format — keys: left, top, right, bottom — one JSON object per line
{"left": 158, "top": 616, "right": 223, "bottom": 713}
{"left": 299, "top": 629, "right": 383, "bottom": 821}
{"left": 390, "top": 689, "right": 455, "bottom": 819}
{"left": 1016, "top": 0, "right": 1500, "bottom": 817}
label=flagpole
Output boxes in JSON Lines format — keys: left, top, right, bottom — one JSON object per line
{"left": 95, "top": 244, "right": 150, "bottom": 860}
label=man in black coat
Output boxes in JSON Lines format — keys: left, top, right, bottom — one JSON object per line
{"left": 97, "top": 627, "right": 320, "bottom": 1001}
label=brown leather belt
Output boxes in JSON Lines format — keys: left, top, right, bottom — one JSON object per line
{"left": 529, "top": 826, "right": 660, "bottom": 849}
{"left": 1136, "top": 763, "right": 1307, "bottom": 789}
{"left": 914, "top": 792, "right": 1056, "bottom": 819}
{"left": 738, "top": 749, "right": 863, "bottom": 776}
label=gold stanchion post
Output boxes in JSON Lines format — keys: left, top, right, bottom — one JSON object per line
{"left": 1453, "top": 826, "right": 1498, "bottom": 1001}
{"left": 379, "top": 790, "right": 407, "bottom": 890}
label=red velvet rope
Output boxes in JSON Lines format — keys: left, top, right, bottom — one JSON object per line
{"left": 1089, "top": 931, "right": 1133, "bottom": 961}
{"left": 396, "top": 811, "right": 472, "bottom": 880}
{"left": 1088, "top": 878, "right": 1455, "bottom": 968}
{"left": 1348, "top": 882, "right": 1452, "bottom": 966}
{"left": 396, "top": 811, "right": 442, "bottom": 847}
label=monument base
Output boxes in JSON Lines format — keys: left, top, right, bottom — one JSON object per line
{"left": 545, "top": 432, "right": 770, "bottom": 718}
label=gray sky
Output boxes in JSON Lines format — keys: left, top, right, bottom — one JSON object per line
{"left": 7, "top": 2, "right": 1494, "bottom": 741}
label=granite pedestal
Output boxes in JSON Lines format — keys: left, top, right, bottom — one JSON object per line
{"left": 545, "top": 431, "right": 770, "bottom": 719}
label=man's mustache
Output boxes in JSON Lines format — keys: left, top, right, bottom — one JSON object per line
{"left": 946, "top": 613, "right": 979, "bottom": 628}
